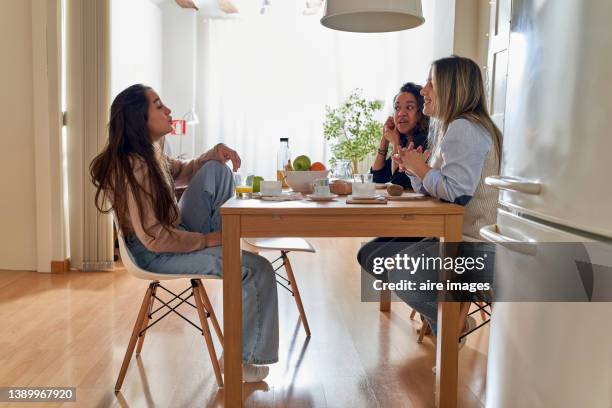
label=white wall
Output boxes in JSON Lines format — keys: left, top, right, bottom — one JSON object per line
{"left": 111, "top": 0, "right": 163, "bottom": 98}
{"left": 160, "top": 3, "right": 199, "bottom": 158}
{"left": 432, "top": 0, "right": 456, "bottom": 60}
{"left": 0, "top": 0, "right": 38, "bottom": 271}
{"left": 159, "top": 0, "right": 459, "bottom": 165}
{"left": 453, "top": 0, "right": 490, "bottom": 68}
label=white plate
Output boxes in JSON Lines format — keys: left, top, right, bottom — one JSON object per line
{"left": 259, "top": 192, "right": 302, "bottom": 201}
{"left": 253, "top": 192, "right": 291, "bottom": 198}
{"left": 306, "top": 194, "right": 338, "bottom": 202}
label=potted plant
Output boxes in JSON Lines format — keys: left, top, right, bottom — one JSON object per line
{"left": 323, "top": 89, "right": 383, "bottom": 174}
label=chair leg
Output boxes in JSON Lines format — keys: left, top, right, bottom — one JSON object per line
{"left": 458, "top": 302, "right": 472, "bottom": 335}
{"left": 379, "top": 289, "right": 391, "bottom": 312}
{"left": 115, "top": 283, "right": 155, "bottom": 392}
{"left": 136, "top": 283, "right": 158, "bottom": 355}
{"left": 197, "top": 279, "right": 224, "bottom": 345}
{"left": 282, "top": 251, "right": 311, "bottom": 337}
{"left": 477, "top": 301, "right": 487, "bottom": 321}
{"left": 417, "top": 315, "right": 430, "bottom": 344}
{"left": 192, "top": 280, "right": 224, "bottom": 388}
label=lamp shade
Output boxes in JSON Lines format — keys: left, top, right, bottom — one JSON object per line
{"left": 321, "top": 0, "right": 424, "bottom": 33}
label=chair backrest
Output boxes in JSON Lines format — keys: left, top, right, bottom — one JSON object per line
{"left": 112, "top": 211, "right": 165, "bottom": 280}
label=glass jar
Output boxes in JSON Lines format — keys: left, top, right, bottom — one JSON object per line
{"left": 331, "top": 160, "right": 353, "bottom": 180}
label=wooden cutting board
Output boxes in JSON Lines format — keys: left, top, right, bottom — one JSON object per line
{"left": 383, "top": 192, "right": 426, "bottom": 201}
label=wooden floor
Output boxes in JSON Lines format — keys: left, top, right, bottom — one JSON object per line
{"left": 0, "top": 238, "right": 488, "bottom": 408}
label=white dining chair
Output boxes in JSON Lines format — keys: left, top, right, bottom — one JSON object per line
{"left": 112, "top": 214, "right": 224, "bottom": 391}
{"left": 242, "top": 238, "right": 314, "bottom": 337}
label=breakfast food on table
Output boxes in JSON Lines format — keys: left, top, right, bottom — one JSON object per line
{"left": 330, "top": 180, "right": 352, "bottom": 195}
{"left": 386, "top": 183, "right": 404, "bottom": 196}
{"left": 309, "top": 161, "right": 326, "bottom": 171}
{"left": 252, "top": 176, "right": 263, "bottom": 193}
{"left": 293, "top": 155, "right": 312, "bottom": 171}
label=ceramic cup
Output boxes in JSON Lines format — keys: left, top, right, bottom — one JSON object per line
{"left": 311, "top": 178, "right": 331, "bottom": 196}
{"left": 260, "top": 180, "right": 282, "bottom": 196}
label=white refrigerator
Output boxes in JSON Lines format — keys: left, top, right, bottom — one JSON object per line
{"left": 479, "top": 0, "right": 612, "bottom": 407}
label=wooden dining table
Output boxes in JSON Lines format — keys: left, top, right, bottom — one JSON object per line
{"left": 221, "top": 195, "right": 464, "bottom": 408}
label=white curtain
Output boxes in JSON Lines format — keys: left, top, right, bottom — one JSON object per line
{"left": 180, "top": 1, "right": 450, "bottom": 179}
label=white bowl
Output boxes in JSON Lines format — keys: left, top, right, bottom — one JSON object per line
{"left": 283, "top": 170, "right": 330, "bottom": 193}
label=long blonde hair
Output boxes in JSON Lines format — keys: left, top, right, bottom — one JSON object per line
{"left": 429, "top": 56, "right": 502, "bottom": 164}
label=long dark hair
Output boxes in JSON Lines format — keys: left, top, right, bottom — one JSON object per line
{"left": 90, "top": 84, "right": 179, "bottom": 236}
{"left": 393, "top": 82, "right": 430, "bottom": 136}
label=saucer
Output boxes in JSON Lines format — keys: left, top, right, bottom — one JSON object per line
{"left": 306, "top": 194, "right": 338, "bottom": 202}
{"left": 261, "top": 192, "right": 302, "bottom": 201}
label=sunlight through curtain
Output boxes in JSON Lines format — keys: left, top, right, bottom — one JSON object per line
{"left": 178, "top": 1, "right": 449, "bottom": 178}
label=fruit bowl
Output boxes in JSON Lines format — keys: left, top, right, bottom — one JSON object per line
{"left": 283, "top": 170, "right": 330, "bottom": 193}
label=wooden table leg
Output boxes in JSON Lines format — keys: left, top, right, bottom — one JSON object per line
{"left": 436, "top": 301, "right": 460, "bottom": 408}
{"left": 223, "top": 215, "right": 243, "bottom": 407}
{"left": 435, "top": 214, "right": 463, "bottom": 408}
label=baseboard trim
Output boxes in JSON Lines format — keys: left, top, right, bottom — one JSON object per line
{"left": 50, "top": 258, "right": 70, "bottom": 273}
{"left": 81, "top": 261, "right": 115, "bottom": 271}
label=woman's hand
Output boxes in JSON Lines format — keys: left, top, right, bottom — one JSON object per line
{"left": 383, "top": 116, "right": 400, "bottom": 147}
{"left": 206, "top": 143, "right": 241, "bottom": 172}
{"left": 205, "top": 231, "right": 222, "bottom": 247}
{"left": 392, "top": 142, "right": 432, "bottom": 179}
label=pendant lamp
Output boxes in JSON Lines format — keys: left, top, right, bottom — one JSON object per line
{"left": 321, "top": 0, "right": 425, "bottom": 33}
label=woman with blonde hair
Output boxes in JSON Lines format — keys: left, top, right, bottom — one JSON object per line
{"left": 358, "top": 56, "right": 501, "bottom": 342}
{"left": 398, "top": 55, "right": 501, "bottom": 336}
{"left": 398, "top": 55, "right": 501, "bottom": 239}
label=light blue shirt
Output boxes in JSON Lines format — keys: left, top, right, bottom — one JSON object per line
{"left": 408, "top": 119, "right": 493, "bottom": 205}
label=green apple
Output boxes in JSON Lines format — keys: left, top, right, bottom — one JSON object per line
{"left": 252, "top": 176, "right": 264, "bottom": 193}
{"left": 293, "top": 155, "right": 311, "bottom": 171}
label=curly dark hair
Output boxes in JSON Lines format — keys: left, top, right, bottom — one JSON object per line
{"left": 393, "top": 82, "right": 430, "bottom": 135}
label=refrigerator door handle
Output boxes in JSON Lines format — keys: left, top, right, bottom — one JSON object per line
{"left": 480, "top": 224, "right": 537, "bottom": 256}
{"left": 485, "top": 175, "right": 542, "bottom": 195}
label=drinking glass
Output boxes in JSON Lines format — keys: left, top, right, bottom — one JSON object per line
{"left": 353, "top": 173, "right": 373, "bottom": 184}
{"left": 233, "top": 173, "right": 253, "bottom": 199}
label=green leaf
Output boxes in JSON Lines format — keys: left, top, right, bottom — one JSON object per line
{"left": 322, "top": 88, "right": 383, "bottom": 166}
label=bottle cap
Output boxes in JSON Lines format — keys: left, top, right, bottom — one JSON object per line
{"left": 280, "top": 137, "right": 289, "bottom": 142}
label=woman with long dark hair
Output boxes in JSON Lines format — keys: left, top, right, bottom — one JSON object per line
{"left": 370, "top": 82, "right": 429, "bottom": 189}
{"left": 90, "top": 84, "right": 278, "bottom": 382}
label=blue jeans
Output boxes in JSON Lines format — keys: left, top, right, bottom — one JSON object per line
{"left": 358, "top": 237, "right": 495, "bottom": 335}
{"left": 126, "top": 160, "right": 279, "bottom": 364}
{"left": 357, "top": 237, "right": 440, "bottom": 333}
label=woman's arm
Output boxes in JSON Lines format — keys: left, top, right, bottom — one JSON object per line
{"left": 371, "top": 136, "right": 390, "bottom": 172}
{"left": 169, "top": 143, "right": 241, "bottom": 187}
{"left": 370, "top": 158, "right": 393, "bottom": 183}
{"left": 372, "top": 117, "right": 400, "bottom": 172}
{"left": 127, "top": 161, "right": 215, "bottom": 252}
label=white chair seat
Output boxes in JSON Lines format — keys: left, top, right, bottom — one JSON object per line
{"left": 243, "top": 237, "right": 315, "bottom": 253}
{"left": 113, "top": 213, "right": 221, "bottom": 281}
{"left": 115, "top": 223, "right": 220, "bottom": 281}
